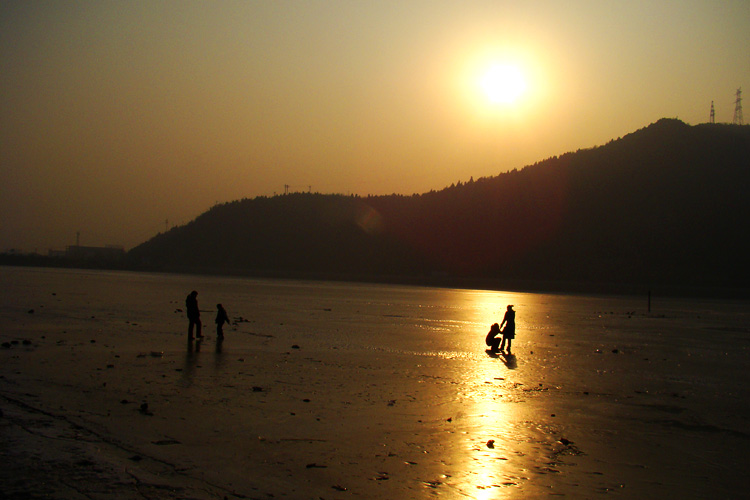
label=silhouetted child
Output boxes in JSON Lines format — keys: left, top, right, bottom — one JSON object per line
{"left": 215, "top": 304, "right": 229, "bottom": 338}
{"left": 485, "top": 323, "right": 501, "bottom": 352}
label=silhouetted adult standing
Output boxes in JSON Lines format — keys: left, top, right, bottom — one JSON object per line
{"left": 499, "top": 305, "right": 515, "bottom": 353}
{"left": 186, "top": 290, "right": 202, "bottom": 339}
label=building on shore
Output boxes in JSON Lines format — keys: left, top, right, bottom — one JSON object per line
{"left": 58, "top": 245, "right": 125, "bottom": 262}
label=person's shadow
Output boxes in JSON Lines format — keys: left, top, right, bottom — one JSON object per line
{"left": 213, "top": 336, "right": 227, "bottom": 372}
{"left": 501, "top": 353, "right": 517, "bottom": 369}
{"left": 180, "top": 337, "right": 201, "bottom": 386}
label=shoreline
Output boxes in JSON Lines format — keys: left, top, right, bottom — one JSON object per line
{"left": 2, "top": 261, "right": 748, "bottom": 300}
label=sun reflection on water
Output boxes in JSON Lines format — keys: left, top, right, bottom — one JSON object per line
{"left": 434, "top": 289, "right": 529, "bottom": 498}
{"left": 458, "top": 368, "right": 521, "bottom": 496}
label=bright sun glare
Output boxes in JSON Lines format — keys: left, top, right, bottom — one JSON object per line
{"left": 479, "top": 64, "right": 527, "bottom": 105}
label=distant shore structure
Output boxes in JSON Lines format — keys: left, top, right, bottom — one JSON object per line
{"left": 733, "top": 88, "right": 744, "bottom": 125}
{"left": 710, "top": 101, "right": 715, "bottom": 123}
{"left": 47, "top": 231, "right": 124, "bottom": 261}
{"left": 62, "top": 244, "right": 125, "bottom": 261}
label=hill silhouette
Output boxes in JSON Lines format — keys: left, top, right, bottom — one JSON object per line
{"left": 128, "top": 119, "right": 750, "bottom": 294}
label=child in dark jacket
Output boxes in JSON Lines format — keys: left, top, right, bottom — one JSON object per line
{"left": 215, "top": 304, "right": 229, "bottom": 338}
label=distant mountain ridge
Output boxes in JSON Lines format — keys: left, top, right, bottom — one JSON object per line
{"left": 128, "top": 119, "right": 750, "bottom": 293}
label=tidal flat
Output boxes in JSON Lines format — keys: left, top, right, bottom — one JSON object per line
{"left": 1, "top": 266, "right": 748, "bottom": 499}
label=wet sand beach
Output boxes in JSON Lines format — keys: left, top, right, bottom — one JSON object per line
{"left": 1, "top": 266, "right": 748, "bottom": 499}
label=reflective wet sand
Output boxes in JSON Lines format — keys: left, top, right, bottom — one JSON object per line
{"left": 1, "top": 267, "right": 748, "bottom": 499}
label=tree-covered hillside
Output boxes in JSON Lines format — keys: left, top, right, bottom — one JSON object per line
{"left": 128, "top": 119, "right": 750, "bottom": 292}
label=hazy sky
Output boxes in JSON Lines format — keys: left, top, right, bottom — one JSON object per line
{"left": 2, "top": 1, "right": 748, "bottom": 252}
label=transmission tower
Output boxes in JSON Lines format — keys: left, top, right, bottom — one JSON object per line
{"left": 733, "top": 87, "right": 744, "bottom": 125}
{"left": 710, "top": 101, "right": 715, "bottom": 123}
{"left": 283, "top": 184, "right": 312, "bottom": 194}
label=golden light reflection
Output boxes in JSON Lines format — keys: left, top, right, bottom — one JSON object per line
{"left": 461, "top": 289, "right": 513, "bottom": 330}
{"left": 442, "top": 289, "right": 527, "bottom": 496}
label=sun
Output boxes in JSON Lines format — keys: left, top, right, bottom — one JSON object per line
{"left": 479, "top": 64, "right": 527, "bottom": 105}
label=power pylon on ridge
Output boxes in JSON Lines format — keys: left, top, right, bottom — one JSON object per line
{"left": 733, "top": 87, "right": 744, "bottom": 125}
{"left": 283, "top": 184, "right": 312, "bottom": 194}
{"left": 710, "top": 101, "right": 715, "bottom": 123}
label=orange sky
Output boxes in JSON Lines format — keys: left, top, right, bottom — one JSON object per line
{"left": 1, "top": 1, "right": 749, "bottom": 252}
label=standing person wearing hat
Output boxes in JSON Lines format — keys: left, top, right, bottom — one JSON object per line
{"left": 499, "top": 305, "right": 515, "bottom": 354}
